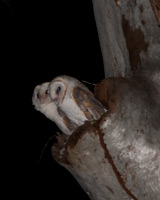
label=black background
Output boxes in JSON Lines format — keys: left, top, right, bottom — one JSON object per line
{"left": 2, "top": 0, "right": 104, "bottom": 199}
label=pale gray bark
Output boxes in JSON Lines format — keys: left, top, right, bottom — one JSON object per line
{"left": 92, "top": 0, "right": 160, "bottom": 78}
{"left": 51, "top": 1, "right": 160, "bottom": 200}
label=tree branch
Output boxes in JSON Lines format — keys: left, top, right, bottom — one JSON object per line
{"left": 50, "top": 1, "right": 160, "bottom": 199}
{"left": 92, "top": 0, "right": 160, "bottom": 77}
{"left": 52, "top": 67, "right": 160, "bottom": 200}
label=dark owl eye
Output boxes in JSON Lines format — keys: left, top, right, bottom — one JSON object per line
{"left": 56, "top": 86, "right": 61, "bottom": 94}
{"left": 37, "top": 93, "right": 40, "bottom": 99}
{"left": 45, "top": 90, "right": 49, "bottom": 95}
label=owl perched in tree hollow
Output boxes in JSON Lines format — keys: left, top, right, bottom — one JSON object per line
{"left": 48, "top": 75, "right": 106, "bottom": 127}
{"left": 32, "top": 82, "right": 78, "bottom": 135}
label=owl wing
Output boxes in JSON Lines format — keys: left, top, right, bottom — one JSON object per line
{"left": 72, "top": 86, "right": 105, "bottom": 121}
{"left": 57, "top": 107, "right": 78, "bottom": 133}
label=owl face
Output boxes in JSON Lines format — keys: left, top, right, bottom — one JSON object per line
{"left": 32, "top": 82, "right": 77, "bottom": 135}
{"left": 32, "top": 82, "right": 51, "bottom": 111}
{"left": 49, "top": 75, "right": 106, "bottom": 126}
{"left": 49, "top": 78, "right": 67, "bottom": 105}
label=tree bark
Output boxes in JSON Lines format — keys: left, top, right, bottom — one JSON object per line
{"left": 92, "top": 0, "right": 160, "bottom": 77}
{"left": 51, "top": 0, "right": 160, "bottom": 200}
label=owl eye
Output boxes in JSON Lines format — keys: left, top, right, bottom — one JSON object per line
{"left": 37, "top": 93, "right": 40, "bottom": 99}
{"left": 45, "top": 90, "right": 49, "bottom": 95}
{"left": 56, "top": 86, "right": 61, "bottom": 94}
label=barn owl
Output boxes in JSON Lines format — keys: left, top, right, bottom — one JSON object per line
{"left": 32, "top": 82, "right": 78, "bottom": 135}
{"left": 48, "top": 75, "right": 106, "bottom": 126}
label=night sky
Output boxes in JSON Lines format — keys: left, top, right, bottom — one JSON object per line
{"left": 2, "top": 0, "right": 104, "bottom": 199}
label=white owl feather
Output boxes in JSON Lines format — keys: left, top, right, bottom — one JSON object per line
{"left": 32, "top": 82, "right": 77, "bottom": 135}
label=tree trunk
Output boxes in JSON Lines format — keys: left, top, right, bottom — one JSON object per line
{"left": 51, "top": 0, "right": 160, "bottom": 200}
{"left": 92, "top": 0, "right": 160, "bottom": 78}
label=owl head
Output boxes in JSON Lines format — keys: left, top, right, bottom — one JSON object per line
{"left": 49, "top": 75, "right": 90, "bottom": 105}
{"left": 32, "top": 82, "right": 51, "bottom": 111}
{"left": 32, "top": 82, "right": 77, "bottom": 135}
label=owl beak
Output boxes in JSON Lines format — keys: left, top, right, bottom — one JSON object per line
{"left": 53, "top": 96, "right": 60, "bottom": 105}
